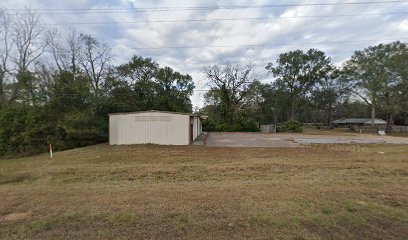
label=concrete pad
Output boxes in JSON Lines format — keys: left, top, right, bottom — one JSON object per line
{"left": 278, "top": 133, "right": 408, "bottom": 145}
{"left": 193, "top": 133, "right": 208, "bottom": 145}
{"left": 206, "top": 132, "right": 299, "bottom": 148}
{"left": 206, "top": 132, "right": 408, "bottom": 148}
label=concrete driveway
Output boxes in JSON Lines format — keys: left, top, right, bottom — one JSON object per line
{"left": 206, "top": 132, "right": 408, "bottom": 147}
{"left": 206, "top": 132, "right": 299, "bottom": 147}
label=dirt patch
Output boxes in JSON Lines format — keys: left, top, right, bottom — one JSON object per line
{"left": 1, "top": 212, "right": 29, "bottom": 221}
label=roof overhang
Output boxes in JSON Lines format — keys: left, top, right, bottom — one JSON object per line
{"left": 108, "top": 110, "right": 207, "bottom": 119}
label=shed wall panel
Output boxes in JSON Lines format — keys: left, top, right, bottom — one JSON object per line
{"left": 109, "top": 112, "right": 190, "bottom": 145}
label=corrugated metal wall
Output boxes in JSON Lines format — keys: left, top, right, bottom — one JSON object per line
{"left": 109, "top": 112, "right": 190, "bottom": 145}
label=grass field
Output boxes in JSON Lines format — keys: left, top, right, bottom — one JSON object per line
{"left": 0, "top": 143, "right": 407, "bottom": 239}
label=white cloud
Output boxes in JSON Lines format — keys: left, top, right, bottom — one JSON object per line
{"left": 1, "top": 0, "right": 408, "bottom": 108}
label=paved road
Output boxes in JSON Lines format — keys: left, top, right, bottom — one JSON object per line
{"left": 206, "top": 132, "right": 408, "bottom": 147}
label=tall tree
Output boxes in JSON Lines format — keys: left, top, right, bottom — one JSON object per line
{"left": 11, "top": 9, "right": 46, "bottom": 73}
{"left": 203, "top": 61, "right": 258, "bottom": 131}
{"left": 155, "top": 66, "right": 194, "bottom": 112}
{"left": 116, "top": 56, "right": 158, "bottom": 110}
{"left": 117, "top": 56, "right": 158, "bottom": 85}
{"left": 116, "top": 56, "right": 194, "bottom": 112}
{"left": 67, "top": 30, "right": 79, "bottom": 74}
{"left": 240, "top": 81, "right": 288, "bottom": 127}
{"left": 44, "top": 28, "right": 71, "bottom": 72}
{"left": 266, "top": 49, "right": 332, "bottom": 120}
{"left": 342, "top": 42, "right": 408, "bottom": 131}
{"left": 0, "top": 10, "right": 12, "bottom": 105}
{"left": 311, "top": 69, "right": 346, "bottom": 127}
{"left": 76, "top": 34, "right": 113, "bottom": 99}
{"left": 385, "top": 43, "right": 408, "bottom": 129}
{"left": 204, "top": 62, "right": 257, "bottom": 119}
{"left": 0, "top": 9, "right": 47, "bottom": 104}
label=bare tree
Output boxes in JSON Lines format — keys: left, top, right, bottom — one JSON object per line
{"left": 44, "top": 28, "right": 68, "bottom": 71}
{"left": 6, "top": 9, "right": 47, "bottom": 103}
{"left": 67, "top": 29, "right": 79, "bottom": 74}
{"left": 76, "top": 34, "right": 113, "bottom": 98}
{"left": 0, "top": 9, "right": 12, "bottom": 104}
{"left": 11, "top": 9, "right": 46, "bottom": 72}
{"left": 45, "top": 28, "right": 79, "bottom": 73}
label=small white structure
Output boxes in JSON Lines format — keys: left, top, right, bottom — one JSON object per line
{"left": 109, "top": 110, "right": 205, "bottom": 145}
{"left": 260, "top": 124, "right": 277, "bottom": 133}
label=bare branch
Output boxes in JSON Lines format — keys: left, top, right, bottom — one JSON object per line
{"left": 11, "top": 8, "right": 46, "bottom": 72}
{"left": 76, "top": 34, "right": 113, "bottom": 98}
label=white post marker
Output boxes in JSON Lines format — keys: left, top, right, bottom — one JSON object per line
{"left": 50, "top": 144, "right": 53, "bottom": 159}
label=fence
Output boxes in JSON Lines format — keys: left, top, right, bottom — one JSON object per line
{"left": 353, "top": 125, "right": 408, "bottom": 133}
{"left": 392, "top": 126, "right": 408, "bottom": 133}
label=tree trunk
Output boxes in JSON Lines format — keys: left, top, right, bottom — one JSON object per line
{"left": 328, "top": 109, "right": 333, "bottom": 128}
{"left": 370, "top": 105, "right": 375, "bottom": 128}
{"left": 0, "top": 71, "right": 4, "bottom": 105}
{"left": 386, "top": 113, "right": 394, "bottom": 133}
{"left": 274, "top": 112, "right": 278, "bottom": 125}
{"left": 290, "top": 98, "right": 296, "bottom": 120}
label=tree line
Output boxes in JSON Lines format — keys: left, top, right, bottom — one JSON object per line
{"left": 202, "top": 44, "right": 408, "bottom": 133}
{"left": 0, "top": 9, "right": 407, "bottom": 156}
{"left": 0, "top": 10, "right": 194, "bottom": 156}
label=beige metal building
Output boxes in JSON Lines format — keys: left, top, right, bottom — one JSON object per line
{"left": 109, "top": 110, "right": 204, "bottom": 145}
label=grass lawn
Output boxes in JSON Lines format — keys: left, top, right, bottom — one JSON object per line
{"left": 0, "top": 143, "right": 407, "bottom": 239}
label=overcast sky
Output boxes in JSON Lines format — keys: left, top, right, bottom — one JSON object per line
{"left": 2, "top": 0, "right": 408, "bottom": 108}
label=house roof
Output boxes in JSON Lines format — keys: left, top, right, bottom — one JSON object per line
{"left": 333, "top": 118, "right": 387, "bottom": 124}
{"left": 108, "top": 110, "right": 207, "bottom": 119}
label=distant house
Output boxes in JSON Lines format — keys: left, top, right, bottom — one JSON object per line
{"left": 333, "top": 118, "right": 387, "bottom": 127}
{"left": 109, "top": 110, "right": 206, "bottom": 145}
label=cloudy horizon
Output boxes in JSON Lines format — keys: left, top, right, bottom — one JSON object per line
{"left": 2, "top": 0, "right": 408, "bottom": 108}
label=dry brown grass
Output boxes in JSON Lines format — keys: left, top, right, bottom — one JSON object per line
{"left": 0, "top": 143, "right": 407, "bottom": 239}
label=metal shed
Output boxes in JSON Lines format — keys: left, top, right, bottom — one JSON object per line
{"left": 109, "top": 110, "right": 204, "bottom": 145}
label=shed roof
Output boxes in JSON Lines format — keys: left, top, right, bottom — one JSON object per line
{"left": 108, "top": 110, "right": 207, "bottom": 119}
{"left": 333, "top": 118, "right": 387, "bottom": 124}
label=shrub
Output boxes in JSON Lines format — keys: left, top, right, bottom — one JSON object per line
{"left": 280, "top": 120, "right": 304, "bottom": 133}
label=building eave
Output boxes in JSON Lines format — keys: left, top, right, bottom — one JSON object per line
{"left": 108, "top": 110, "right": 206, "bottom": 118}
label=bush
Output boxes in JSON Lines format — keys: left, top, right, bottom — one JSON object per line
{"left": 0, "top": 105, "right": 52, "bottom": 157}
{"left": 0, "top": 104, "right": 108, "bottom": 158}
{"left": 202, "top": 116, "right": 259, "bottom": 132}
{"left": 280, "top": 120, "right": 304, "bottom": 133}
